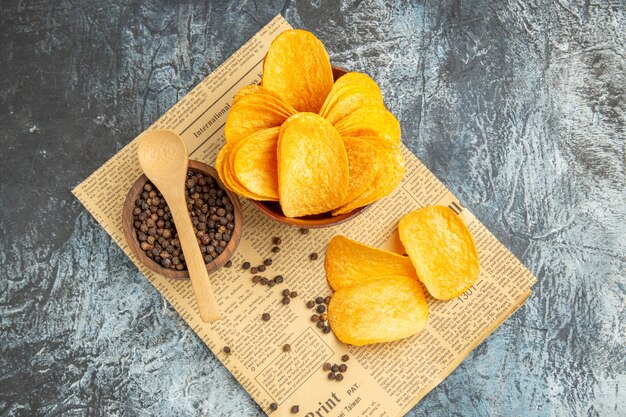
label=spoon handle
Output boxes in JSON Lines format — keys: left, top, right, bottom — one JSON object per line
{"left": 167, "top": 190, "right": 221, "bottom": 323}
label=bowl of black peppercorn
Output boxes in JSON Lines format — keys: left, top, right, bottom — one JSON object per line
{"left": 122, "top": 160, "right": 243, "bottom": 279}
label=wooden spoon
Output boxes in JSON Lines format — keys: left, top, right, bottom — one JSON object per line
{"left": 137, "top": 129, "right": 221, "bottom": 323}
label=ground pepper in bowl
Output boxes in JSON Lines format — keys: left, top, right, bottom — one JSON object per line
{"left": 132, "top": 170, "right": 236, "bottom": 271}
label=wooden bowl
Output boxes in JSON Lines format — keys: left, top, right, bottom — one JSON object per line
{"left": 248, "top": 66, "right": 368, "bottom": 229}
{"left": 122, "top": 160, "right": 243, "bottom": 279}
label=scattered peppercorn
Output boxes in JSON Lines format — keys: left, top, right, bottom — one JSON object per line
{"left": 316, "top": 321, "right": 325, "bottom": 329}
{"left": 331, "top": 364, "right": 339, "bottom": 373}
{"left": 274, "top": 275, "right": 284, "bottom": 284}
{"left": 272, "top": 237, "right": 282, "bottom": 245}
{"left": 252, "top": 275, "right": 261, "bottom": 284}
{"left": 322, "top": 326, "right": 331, "bottom": 334}
{"left": 271, "top": 246, "right": 281, "bottom": 253}
{"left": 289, "top": 291, "right": 298, "bottom": 298}
{"left": 242, "top": 261, "right": 251, "bottom": 269}
{"left": 339, "top": 364, "right": 347, "bottom": 372}
{"left": 324, "top": 296, "right": 331, "bottom": 304}
{"left": 261, "top": 277, "right": 269, "bottom": 285}
{"left": 306, "top": 300, "right": 315, "bottom": 308}
{"left": 282, "top": 297, "right": 290, "bottom": 305}
{"left": 315, "top": 297, "right": 324, "bottom": 304}
{"left": 323, "top": 363, "right": 332, "bottom": 371}
{"left": 250, "top": 267, "right": 258, "bottom": 274}
{"left": 282, "top": 289, "right": 290, "bottom": 297}
{"left": 342, "top": 355, "right": 350, "bottom": 362}
{"left": 223, "top": 346, "right": 231, "bottom": 354}
{"left": 258, "top": 265, "right": 266, "bottom": 272}
{"left": 335, "top": 373, "right": 344, "bottom": 382}
{"left": 268, "top": 280, "right": 276, "bottom": 288}
{"left": 309, "top": 252, "right": 318, "bottom": 261}
{"left": 291, "top": 405, "right": 299, "bottom": 413}
{"left": 224, "top": 260, "right": 232, "bottom": 268}
{"left": 264, "top": 258, "right": 273, "bottom": 266}
{"left": 328, "top": 372, "right": 336, "bottom": 380}
{"left": 270, "top": 403, "right": 278, "bottom": 411}
{"left": 300, "top": 228, "right": 309, "bottom": 235}
{"left": 132, "top": 171, "right": 235, "bottom": 271}
{"left": 262, "top": 313, "right": 270, "bottom": 321}
{"left": 319, "top": 313, "right": 328, "bottom": 322}
{"left": 311, "top": 315, "right": 320, "bottom": 323}
{"left": 283, "top": 344, "right": 291, "bottom": 352}
{"left": 316, "top": 305, "right": 326, "bottom": 314}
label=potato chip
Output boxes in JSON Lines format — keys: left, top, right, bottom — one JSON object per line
{"left": 262, "top": 29, "right": 334, "bottom": 113}
{"left": 398, "top": 206, "right": 479, "bottom": 300}
{"left": 325, "top": 236, "right": 418, "bottom": 291}
{"left": 225, "top": 87, "right": 296, "bottom": 144}
{"left": 216, "top": 141, "right": 277, "bottom": 201}
{"left": 232, "top": 128, "right": 280, "bottom": 199}
{"left": 278, "top": 113, "right": 348, "bottom": 217}
{"left": 335, "top": 107, "right": 401, "bottom": 146}
{"left": 342, "top": 137, "right": 380, "bottom": 205}
{"left": 320, "top": 73, "right": 385, "bottom": 124}
{"left": 328, "top": 275, "right": 429, "bottom": 346}
{"left": 332, "top": 141, "right": 404, "bottom": 215}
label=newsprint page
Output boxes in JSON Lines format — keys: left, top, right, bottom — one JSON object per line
{"left": 74, "top": 15, "right": 536, "bottom": 417}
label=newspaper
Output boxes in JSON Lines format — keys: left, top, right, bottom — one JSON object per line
{"left": 72, "top": 15, "right": 537, "bottom": 417}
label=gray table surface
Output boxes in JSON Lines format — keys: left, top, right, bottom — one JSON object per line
{"left": 1, "top": 1, "right": 624, "bottom": 416}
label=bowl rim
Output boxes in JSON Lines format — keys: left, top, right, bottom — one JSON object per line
{"left": 122, "top": 160, "right": 243, "bottom": 279}
{"left": 246, "top": 65, "right": 369, "bottom": 228}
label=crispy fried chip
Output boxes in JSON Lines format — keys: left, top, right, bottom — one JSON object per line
{"left": 262, "top": 29, "right": 334, "bottom": 113}
{"left": 342, "top": 137, "right": 380, "bottom": 204}
{"left": 335, "top": 107, "right": 401, "bottom": 146}
{"left": 216, "top": 142, "right": 278, "bottom": 201}
{"left": 225, "top": 87, "right": 296, "bottom": 144}
{"left": 332, "top": 141, "right": 404, "bottom": 215}
{"left": 320, "top": 72, "right": 385, "bottom": 124}
{"left": 232, "top": 128, "right": 280, "bottom": 199}
{"left": 278, "top": 113, "right": 348, "bottom": 217}
{"left": 328, "top": 275, "right": 429, "bottom": 346}
{"left": 399, "top": 206, "right": 479, "bottom": 300}
{"left": 325, "top": 236, "right": 418, "bottom": 291}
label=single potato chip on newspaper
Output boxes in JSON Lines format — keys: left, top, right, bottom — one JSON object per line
{"left": 225, "top": 87, "right": 296, "bottom": 143}
{"left": 232, "top": 127, "right": 280, "bottom": 200}
{"left": 341, "top": 137, "right": 381, "bottom": 205}
{"left": 332, "top": 140, "right": 404, "bottom": 215}
{"left": 335, "top": 106, "right": 401, "bottom": 146}
{"left": 262, "top": 29, "right": 334, "bottom": 113}
{"left": 328, "top": 275, "right": 429, "bottom": 346}
{"left": 325, "top": 235, "right": 418, "bottom": 291}
{"left": 399, "top": 206, "right": 479, "bottom": 300}
{"left": 278, "top": 113, "right": 348, "bottom": 217}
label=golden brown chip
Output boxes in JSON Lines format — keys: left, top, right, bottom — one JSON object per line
{"left": 232, "top": 128, "right": 280, "bottom": 199}
{"left": 335, "top": 106, "right": 401, "bottom": 146}
{"left": 342, "top": 137, "right": 380, "bottom": 204}
{"left": 325, "top": 235, "right": 418, "bottom": 291}
{"left": 332, "top": 141, "right": 404, "bottom": 215}
{"left": 262, "top": 29, "right": 334, "bottom": 113}
{"left": 320, "top": 73, "right": 385, "bottom": 124}
{"left": 278, "top": 113, "right": 348, "bottom": 217}
{"left": 225, "top": 87, "right": 296, "bottom": 144}
{"left": 216, "top": 142, "right": 277, "bottom": 201}
{"left": 328, "top": 275, "right": 429, "bottom": 346}
{"left": 398, "top": 206, "right": 479, "bottom": 300}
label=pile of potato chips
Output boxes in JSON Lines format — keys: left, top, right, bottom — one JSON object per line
{"left": 217, "top": 29, "right": 404, "bottom": 218}
{"left": 326, "top": 206, "right": 480, "bottom": 346}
